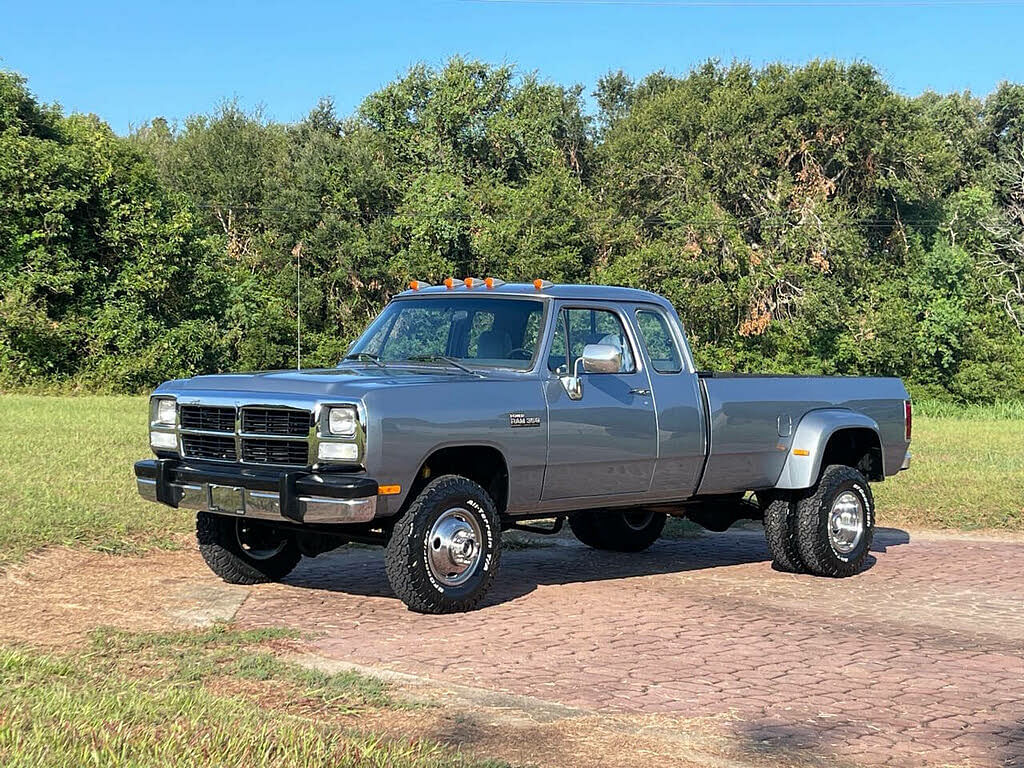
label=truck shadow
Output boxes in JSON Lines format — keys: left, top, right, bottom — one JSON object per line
{"left": 283, "top": 526, "right": 911, "bottom": 609}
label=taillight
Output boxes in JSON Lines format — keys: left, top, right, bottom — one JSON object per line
{"left": 904, "top": 400, "right": 912, "bottom": 442}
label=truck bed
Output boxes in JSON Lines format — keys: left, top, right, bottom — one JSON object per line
{"left": 695, "top": 375, "right": 909, "bottom": 495}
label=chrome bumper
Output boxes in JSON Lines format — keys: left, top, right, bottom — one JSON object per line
{"left": 136, "top": 477, "right": 376, "bottom": 524}
{"left": 900, "top": 450, "right": 911, "bottom": 471}
{"left": 133, "top": 459, "right": 379, "bottom": 525}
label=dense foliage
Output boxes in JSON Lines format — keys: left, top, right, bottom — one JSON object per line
{"left": 2, "top": 59, "right": 1023, "bottom": 400}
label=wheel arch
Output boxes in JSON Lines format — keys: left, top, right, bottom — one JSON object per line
{"left": 398, "top": 443, "right": 510, "bottom": 517}
{"left": 775, "top": 409, "right": 884, "bottom": 490}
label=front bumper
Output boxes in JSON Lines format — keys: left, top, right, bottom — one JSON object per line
{"left": 134, "top": 459, "right": 379, "bottom": 524}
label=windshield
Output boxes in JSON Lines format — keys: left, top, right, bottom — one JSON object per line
{"left": 346, "top": 297, "right": 546, "bottom": 370}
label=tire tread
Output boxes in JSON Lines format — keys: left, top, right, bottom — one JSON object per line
{"left": 196, "top": 512, "right": 301, "bottom": 584}
{"left": 795, "top": 465, "right": 874, "bottom": 578}
{"left": 384, "top": 475, "right": 501, "bottom": 614}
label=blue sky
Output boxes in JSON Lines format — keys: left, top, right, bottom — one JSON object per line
{"left": 1, "top": 0, "right": 1023, "bottom": 133}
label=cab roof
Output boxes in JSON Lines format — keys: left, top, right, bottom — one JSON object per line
{"left": 396, "top": 281, "right": 673, "bottom": 308}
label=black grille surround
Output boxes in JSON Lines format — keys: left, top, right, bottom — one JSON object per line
{"left": 241, "top": 438, "right": 309, "bottom": 465}
{"left": 241, "top": 407, "right": 311, "bottom": 437}
{"left": 181, "top": 434, "right": 238, "bottom": 462}
{"left": 180, "top": 405, "right": 235, "bottom": 432}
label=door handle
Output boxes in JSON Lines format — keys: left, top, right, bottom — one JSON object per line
{"left": 630, "top": 387, "right": 651, "bottom": 396}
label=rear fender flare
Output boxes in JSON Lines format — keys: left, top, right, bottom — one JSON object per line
{"left": 774, "top": 409, "right": 882, "bottom": 490}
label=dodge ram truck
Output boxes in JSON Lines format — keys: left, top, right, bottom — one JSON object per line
{"left": 134, "top": 279, "right": 912, "bottom": 613}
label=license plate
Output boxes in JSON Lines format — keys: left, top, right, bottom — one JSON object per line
{"left": 208, "top": 484, "right": 245, "bottom": 515}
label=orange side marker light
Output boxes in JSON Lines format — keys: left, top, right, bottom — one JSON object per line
{"left": 378, "top": 485, "right": 402, "bottom": 496}
{"left": 792, "top": 448, "right": 810, "bottom": 456}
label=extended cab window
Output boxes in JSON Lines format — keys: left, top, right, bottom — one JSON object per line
{"left": 549, "top": 307, "right": 636, "bottom": 374}
{"left": 636, "top": 309, "right": 683, "bottom": 373}
{"left": 349, "top": 297, "right": 544, "bottom": 370}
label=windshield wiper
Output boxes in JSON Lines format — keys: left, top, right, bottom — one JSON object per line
{"left": 405, "top": 355, "right": 482, "bottom": 376}
{"left": 343, "top": 352, "right": 386, "bottom": 368}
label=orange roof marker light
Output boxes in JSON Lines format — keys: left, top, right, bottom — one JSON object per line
{"left": 464, "top": 277, "right": 483, "bottom": 289}
{"left": 484, "top": 277, "right": 505, "bottom": 290}
{"left": 443, "top": 277, "right": 465, "bottom": 290}
{"left": 409, "top": 280, "right": 432, "bottom": 291}
{"left": 533, "top": 279, "right": 554, "bottom": 291}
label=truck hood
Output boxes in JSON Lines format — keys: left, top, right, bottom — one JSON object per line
{"left": 156, "top": 365, "right": 505, "bottom": 400}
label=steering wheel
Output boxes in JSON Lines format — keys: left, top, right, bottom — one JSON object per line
{"left": 506, "top": 348, "right": 531, "bottom": 360}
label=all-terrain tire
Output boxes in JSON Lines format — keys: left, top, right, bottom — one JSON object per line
{"left": 795, "top": 465, "right": 874, "bottom": 578}
{"left": 568, "top": 508, "right": 667, "bottom": 552}
{"left": 761, "top": 493, "right": 807, "bottom": 573}
{"left": 384, "top": 475, "right": 501, "bottom": 614}
{"left": 196, "top": 512, "right": 302, "bottom": 584}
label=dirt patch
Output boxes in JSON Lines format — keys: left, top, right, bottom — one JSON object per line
{"left": 0, "top": 546, "right": 244, "bottom": 646}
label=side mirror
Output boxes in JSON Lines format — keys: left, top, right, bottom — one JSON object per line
{"left": 558, "top": 343, "right": 622, "bottom": 400}
{"left": 581, "top": 343, "right": 621, "bottom": 374}
{"left": 559, "top": 373, "right": 583, "bottom": 400}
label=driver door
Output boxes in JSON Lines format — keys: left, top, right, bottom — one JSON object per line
{"left": 541, "top": 304, "right": 658, "bottom": 500}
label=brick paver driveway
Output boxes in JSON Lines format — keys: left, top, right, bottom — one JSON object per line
{"left": 237, "top": 528, "right": 1024, "bottom": 767}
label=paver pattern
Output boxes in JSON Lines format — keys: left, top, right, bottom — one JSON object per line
{"left": 236, "top": 529, "right": 1024, "bottom": 767}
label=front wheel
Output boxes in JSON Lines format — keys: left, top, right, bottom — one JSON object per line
{"left": 795, "top": 465, "right": 874, "bottom": 577}
{"left": 568, "top": 508, "right": 666, "bottom": 552}
{"left": 196, "top": 512, "right": 302, "bottom": 584}
{"left": 384, "top": 475, "right": 501, "bottom": 614}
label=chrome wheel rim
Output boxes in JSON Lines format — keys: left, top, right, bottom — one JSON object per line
{"left": 427, "top": 508, "right": 483, "bottom": 587}
{"left": 235, "top": 521, "right": 287, "bottom": 560}
{"left": 622, "top": 509, "right": 655, "bottom": 531}
{"left": 828, "top": 491, "right": 864, "bottom": 555}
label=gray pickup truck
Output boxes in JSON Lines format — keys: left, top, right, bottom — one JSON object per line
{"left": 134, "top": 280, "right": 912, "bottom": 613}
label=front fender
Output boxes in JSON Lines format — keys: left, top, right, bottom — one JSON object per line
{"left": 774, "top": 409, "right": 882, "bottom": 490}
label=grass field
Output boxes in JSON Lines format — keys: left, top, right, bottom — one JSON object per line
{"left": 0, "top": 394, "right": 1022, "bottom": 566}
{"left": 0, "top": 626, "right": 502, "bottom": 768}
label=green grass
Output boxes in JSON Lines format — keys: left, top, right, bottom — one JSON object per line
{"left": 0, "top": 395, "right": 194, "bottom": 562}
{"left": 873, "top": 412, "right": 1024, "bottom": 531}
{"left": 0, "top": 395, "right": 1021, "bottom": 568}
{"left": 0, "top": 627, "right": 503, "bottom": 768}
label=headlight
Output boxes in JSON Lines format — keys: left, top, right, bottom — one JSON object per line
{"left": 152, "top": 397, "right": 176, "bottom": 426}
{"left": 327, "top": 406, "right": 358, "bottom": 437}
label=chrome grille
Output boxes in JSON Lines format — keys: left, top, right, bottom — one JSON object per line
{"left": 180, "top": 405, "right": 235, "bottom": 432}
{"left": 182, "top": 434, "right": 237, "bottom": 461}
{"left": 241, "top": 407, "right": 310, "bottom": 437}
{"left": 241, "top": 439, "right": 309, "bottom": 465}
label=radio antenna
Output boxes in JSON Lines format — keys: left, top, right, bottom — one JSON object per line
{"left": 292, "top": 241, "right": 303, "bottom": 369}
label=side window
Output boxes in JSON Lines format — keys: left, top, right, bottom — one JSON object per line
{"left": 548, "top": 313, "right": 569, "bottom": 373}
{"left": 636, "top": 310, "right": 683, "bottom": 373}
{"left": 564, "top": 308, "right": 635, "bottom": 373}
